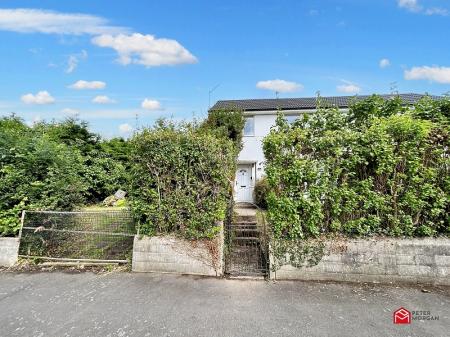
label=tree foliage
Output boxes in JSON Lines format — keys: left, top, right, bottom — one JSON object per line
{"left": 263, "top": 96, "right": 450, "bottom": 239}
{"left": 0, "top": 116, "right": 129, "bottom": 236}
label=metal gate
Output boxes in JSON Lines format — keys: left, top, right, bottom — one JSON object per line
{"left": 19, "top": 210, "right": 136, "bottom": 263}
{"left": 225, "top": 204, "right": 269, "bottom": 277}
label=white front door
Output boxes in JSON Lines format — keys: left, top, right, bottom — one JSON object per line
{"left": 235, "top": 164, "right": 254, "bottom": 202}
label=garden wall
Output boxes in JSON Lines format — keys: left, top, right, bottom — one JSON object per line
{"left": 132, "top": 225, "right": 224, "bottom": 276}
{"left": 270, "top": 238, "right": 450, "bottom": 285}
{"left": 0, "top": 237, "right": 19, "bottom": 267}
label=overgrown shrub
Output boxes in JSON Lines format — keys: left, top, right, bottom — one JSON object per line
{"left": 199, "top": 108, "right": 245, "bottom": 153}
{"left": 0, "top": 116, "right": 128, "bottom": 236}
{"left": 129, "top": 113, "right": 243, "bottom": 240}
{"left": 263, "top": 95, "right": 450, "bottom": 239}
{"left": 254, "top": 176, "right": 270, "bottom": 209}
{"left": 0, "top": 202, "right": 25, "bottom": 237}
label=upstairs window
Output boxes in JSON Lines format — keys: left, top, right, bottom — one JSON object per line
{"left": 243, "top": 117, "right": 254, "bottom": 136}
{"left": 285, "top": 115, "right": 300, "bottom": 124}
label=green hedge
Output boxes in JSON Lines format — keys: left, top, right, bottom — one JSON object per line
{"left": 263, "top": 96, "right": 450, "bottom": 239}
{"left": 129, "top": 113, "right": 243, "bottom": 239}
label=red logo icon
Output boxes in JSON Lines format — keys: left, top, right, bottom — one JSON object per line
{"left": 393, "top": 307, "right": 411, "bottom": 324}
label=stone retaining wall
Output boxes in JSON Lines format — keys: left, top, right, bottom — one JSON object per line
{"left": 0, "top": 237, "right": 20, "bottom": 267}
{"left": 270, "top": 238, "right": 450, "bottom": 285}
{"left": 132, "top": 225, "right": 223, "bottom": 276}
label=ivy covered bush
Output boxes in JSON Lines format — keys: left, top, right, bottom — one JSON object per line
{"left": 263, "top": 96, "right": 450, "bottom": 239}
{"left": 129, "top": 111, "right": 244, "bottom": 239}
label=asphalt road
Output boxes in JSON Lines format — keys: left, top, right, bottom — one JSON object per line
{"left": 0, "top": 271, "right": 448, "bottom": 337}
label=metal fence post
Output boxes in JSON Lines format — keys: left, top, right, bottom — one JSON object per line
{"left": 18, "top": 210, "right": 25, "bottom": 240}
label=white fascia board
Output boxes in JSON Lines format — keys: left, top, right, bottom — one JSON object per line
{"left": 242, "top": 108, "right": 349, "bottom": 116}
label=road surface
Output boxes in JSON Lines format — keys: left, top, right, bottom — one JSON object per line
{"left": 0, "top": 271, "right": 448, "bottom": 337}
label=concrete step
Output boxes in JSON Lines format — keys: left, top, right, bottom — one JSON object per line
{"left": 230, "top": 226, "right": 260, "bottom": 236}
{"left": 235, "top": 202, "right": 257, "bottom": 209}
{"left": 232, "top": 227, "right": 258, "bottom": 231}
{"left": 232, "top": 232, "right": 259, "bottom": 237}
{"left": 234, "top": 216, "right": 257, "bottom": 224}
{"left": 232, "top": 227, "right": 259, "bottom": 234}
{"left": 232, "top": 236, "right": 260, "bottom": 241}
{"left": 231, "top": 227, "right": 259, "bottom": 232}
{"left": 233, "top": 219, "right": 258, "bottom": 226}
{"left": 232, "top": 232, "right": 259, "bottom": 241}
{"left": 227, "top": 274, "right": 266, "bottom": 279}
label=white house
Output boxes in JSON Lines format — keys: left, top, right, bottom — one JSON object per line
{"left": 210, "top": 93, "right": 436, "bottom": 203}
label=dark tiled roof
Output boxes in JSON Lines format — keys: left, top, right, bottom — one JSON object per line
{"left": 210, "top": 93, "right": 442, "bottom": 112}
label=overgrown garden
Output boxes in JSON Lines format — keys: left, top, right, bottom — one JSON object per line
{"left": 0, "top": 109, "right": 244, "bottom": 242}
{"left": 263, "top": 95, "right": 450, "bottom": 241}
{"left": 0, "top": 116, "right": 129, "bottom": 236}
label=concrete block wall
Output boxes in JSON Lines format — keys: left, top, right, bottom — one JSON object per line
{"left": 0, "top": 237, "right": 20, "bottom": 267}
{"left": 132, "top": 225, "right": 224, "bottom": 276}
{"left": 271, "top": 238, "right": 450, "bottom": 285}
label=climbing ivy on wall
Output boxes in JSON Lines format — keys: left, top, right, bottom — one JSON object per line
{"left": 263, "top": 95, "right": 450, "bottom": 240}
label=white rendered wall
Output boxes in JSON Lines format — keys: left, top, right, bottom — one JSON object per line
{"left": 238, "top": 114, "right": 278, "bottom": 180}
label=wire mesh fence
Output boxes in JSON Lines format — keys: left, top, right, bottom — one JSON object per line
{"left": 19, "top": 210, "right": 136, "bottom": 262}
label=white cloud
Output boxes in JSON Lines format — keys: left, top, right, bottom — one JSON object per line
{"left": 0, "top": 8, "right": 128, "bottom": 35}
{"left": 61, "top": 108, "right": 79, "bottom": 115}
{"left": 404, "top": 66, "right": 450, "bottom": 83}
{"left": 256, "top": 79, "right": 303, "bottom": 93}
{"left": 66, "top": 55, "right": 78, "bottom": 73}
{"left": 141, "top": 98, "right": 162, "bottom": 110}
{"left": 28, "top": 47, "right": 42, "bottom": 54}
{"left": 425, "top": 7, "right": 449, "bottom": 16}
{"left": 26, "top": 115, "right": 42, "bottom": 127}
{"left": 379, "top": 58, "right": 391, "bottom": 68}
{"left": 308, "top": 9, "right": 319, "bottom": 16}
{"left": 91, "top": 33, "right": 198, "bottom": 67}
{"left": 69, "top": 80, "right": 106, "bottom": 90}
{"left": 21, "top": 91, "right": 55, "bottom": 104}
{"left": 398, "top": 0, "right": 421, "bottom": 12}
{"left": 336, "top": 81, "right": 361, "bottom": 94}
{"left": 119, "top": 123, "right": 133, "bottom": 135}
{"left": 0, "top": 10, "right": 197, "bottom": 68}
{"left": 92, "top": 95, "right": 116, "bottom": 104}
{"left": 66, "top": 50, "right": 88, "bottom": 73}
{"left": 397, "top": 0, "right": 448, "bottom": 16}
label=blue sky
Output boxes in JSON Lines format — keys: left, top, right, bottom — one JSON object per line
{"left": 0, "top": 0, "right": 449, "bottom": 137}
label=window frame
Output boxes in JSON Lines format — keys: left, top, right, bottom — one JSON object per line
{"left": 243, "top": 116, "right": 255, "bottom": 136}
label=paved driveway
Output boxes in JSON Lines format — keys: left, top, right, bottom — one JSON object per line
{"left": 0, "top": 272, "right": 448, "bottom": 337}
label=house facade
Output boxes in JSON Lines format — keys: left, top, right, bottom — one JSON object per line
{"left": 210, "top": 93, "right": 436, "bottom": 203}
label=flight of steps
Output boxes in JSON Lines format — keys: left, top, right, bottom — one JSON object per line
{"left": 226, "top": 203, "right": 267, "bottom": 277}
